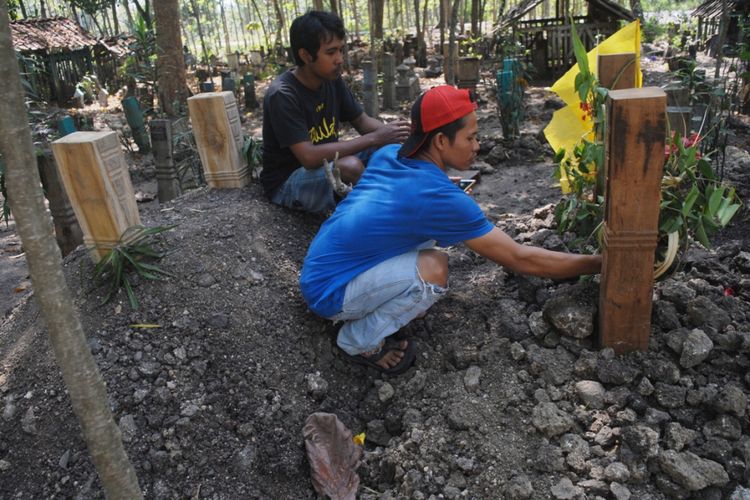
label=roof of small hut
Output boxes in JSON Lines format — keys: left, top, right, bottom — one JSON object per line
{"left": 10, "top": 17, "right": 98, "bottom": 53}
{"left": 496, "top": 0, "right": 635, "bottom": 30}
{"left": 98, "top": 35, "right": 135, "bottom": 58}
{"left": 692, "top": 0, "right": 747, "bottom": 18}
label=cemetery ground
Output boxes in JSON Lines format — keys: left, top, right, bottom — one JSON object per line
{"left": 1, "top": 52, "right": 750, "bottom": 499}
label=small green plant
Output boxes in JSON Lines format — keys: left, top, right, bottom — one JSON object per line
{"left": 92, "top": 225, "right": 176, "bottom": 310}
{"left": 243, "top": 136, "right": 263, "bottom": 180}
{"left": 551, "top": 21, "right": 742, "bottom": 273}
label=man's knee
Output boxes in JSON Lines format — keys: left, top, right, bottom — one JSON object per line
{"left": 417, "top": 249, "right": 448, "bottom": 288}
{"left": 336, "top": 156, "right": 365, "bottom": 185}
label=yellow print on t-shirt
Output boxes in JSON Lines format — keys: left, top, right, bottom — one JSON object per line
{"left": 308, "top": 116, "right": 337, "bottom": 144}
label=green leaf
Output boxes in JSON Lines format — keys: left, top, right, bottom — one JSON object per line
{"left": 695, "top": 218, "right": 710, "bottom": 247}
{"left": 717, "top": 203, "right": 740, "bottom": 227}
{"left": 123, "top": 278, "right": 139, "bottom": 310}
{"left": 570, "top": 20, "right": 590, "bottom": 76}
{"left": 707, "top": 186, "right": 724, "bottom": 216}
{"left": 681, "top": 184, "right": 700, "bottom": 216}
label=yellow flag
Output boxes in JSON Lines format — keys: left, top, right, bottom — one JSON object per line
{"left": 544, "top": 20, "right": 642, "bottom": 192}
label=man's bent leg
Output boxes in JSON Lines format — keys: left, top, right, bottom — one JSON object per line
{"left": 334, "top": 249, "right": 448, "bottom": 356}
{"left": 271, "top": 166, "right": 336, "bottom": 213}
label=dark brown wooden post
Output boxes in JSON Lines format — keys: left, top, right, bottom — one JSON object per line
{"left": 150, "top": 119, "right": 182, "bottom": 203}
{"left": 599, "top": 87, "right": 666, "bottom": 354}
{"left": 597, "top": 53, "right": 636, "bottom": 91}
{"left": 36, "top": 150, "right": 83, "bottom": 256}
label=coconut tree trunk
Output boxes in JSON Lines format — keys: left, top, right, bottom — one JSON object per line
{"left": 123, "top": 0, "right": 135, "bottom": 31}
{"left": 0, "top": 3, "right": 143, "bottom": 498}
{"left": 154, "top": 0, "right": 189, "bottom": 117}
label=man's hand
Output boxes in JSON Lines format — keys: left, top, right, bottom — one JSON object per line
{"left": 369, "top": 120, "right": 411, "bottom": 146}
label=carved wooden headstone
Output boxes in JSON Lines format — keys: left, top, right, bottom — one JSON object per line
{"left": 187, "top": 91, "right": 248, "bottom": 188}
{"left": 382, "top": 53, "right": 396, "bottom": 110}
{"left": 150, "top": 119, "right": 181, "bottom": 203}
{"left": 599, "top": 88, "right": 666, "bottom": 353}
{"left": 51, "top": 131, "right": 140, "bottom": 262}
{"left": 36, "top": 151, "right": 83, "bottom": 256}
{"left": 362, "top": 59, "right": 379, "bottom": 117}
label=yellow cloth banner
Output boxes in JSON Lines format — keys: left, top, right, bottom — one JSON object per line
{"left": 544, "top": 20, "right": 642, "bottom": 192}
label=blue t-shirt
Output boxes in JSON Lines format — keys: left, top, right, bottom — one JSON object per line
{"left": 300, "top": 144, "right": 494, "bottom": 318}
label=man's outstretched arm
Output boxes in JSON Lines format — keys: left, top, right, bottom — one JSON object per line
{"left": 289, "top": 113, "right": 410, "bottom": 169}
{"left": 465, "top": 227, "right": 602, "bottom": 279}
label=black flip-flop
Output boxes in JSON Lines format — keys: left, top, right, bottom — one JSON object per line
{"left": 341, "top": 339, "right": 416, "bottom": 376}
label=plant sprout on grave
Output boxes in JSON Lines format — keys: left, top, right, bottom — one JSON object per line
{"left": 552, "top": 22, "right": 742, "bottom": 276}
{"left": 91, "top": 224, "right": 176, "bottom": 310}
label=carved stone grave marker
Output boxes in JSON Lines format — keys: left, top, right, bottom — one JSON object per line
{"left": 382, "top": 53, "right": 396, "bottom": 110}
{"left": 36, "top": 151, "right": 83, "bottom": 256}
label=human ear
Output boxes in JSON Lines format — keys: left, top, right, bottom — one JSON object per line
{"left": 299, "top": 48, "right": 312, "bottom": 64}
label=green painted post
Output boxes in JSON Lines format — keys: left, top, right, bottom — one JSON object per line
{"left": 57, "top": 116, "right": 77, "bottom": 137}
{"left": 243, "top": 73, "right": 258, "bottom": 109}
{"left": 121, "top": 96, "right": 151, "bottom": 153}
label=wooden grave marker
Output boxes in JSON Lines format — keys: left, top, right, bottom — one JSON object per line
{"left": 51, "top": 131, "right": 140, "bottom": 262}
{"left": 187, "top": 91, "right": 248, "bottom": 188}
{"left": 150, "top": 119, "right": 182, "bottom": 203}
{"left": 37, "top": 150, "right": 83, "bottom": 256}
{"left": 597, "top": 53, "right": 637, "bottom": 91}
{"left": 599, "top": 87, "right": 666, "bottom": 354}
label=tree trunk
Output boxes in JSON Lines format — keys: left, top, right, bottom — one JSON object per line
{"left": 351, "top": 0, "right": 360, "bottom": 41}
{"left": 40, "top": 0, "right": 47, "bottom": 18}
{"left": 328, "top": 0, "right": 337, "bottom": 15}
{"left": 445, "top": 0, "right": 460, "bottom": 84}
{"left": 270, "top": 0, "right": 285, "bottom": 52}
{"left": 17, "top": 0, "right": 27, "bottom": 18}
{"left": 232, "top": 2, "right": 248, "bottom": 51}
{"left": 190, "top": 0, "right": 210, "bottom": 64}
{"left": 0, "top": 3, "right": 143, "bottom": 498}
{"left": 133, "top": 0, "right": 152, "bottom": 29}
{"left": 470, "top": 0, "right": 479, "bottom": 36}
{"left": 111, "top": 0, "right": 120, "bottom": 34}
{"left": 123, "top": 0, "right": 135, "bottom": 31}
{"left": 629, "top": 0, "right": 644, "bottom": 25}
{"left": 714, "top": 0, "right": 729, "bottom": 79}
{"left": 313, "top": 0, "right": 324, "bottom": 10}
{"left": 220, "top": 3, "right": 232, "bottom": 54}
{"left": 247, "top": 0, "right": 270, "bottom": 51}
{"left": 154, "top": 0, "right": 189, "bottom": 117}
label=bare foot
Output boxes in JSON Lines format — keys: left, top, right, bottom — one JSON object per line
{"left": 366, "top": 340, "right": 409, "bottom": 370}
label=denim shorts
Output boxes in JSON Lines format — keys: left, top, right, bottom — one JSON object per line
{"left": 271, "top": 166, "right": 336, "bottom": 214}
{"left": 270, "top": 148, "right": 377, "bottom": 214}
{"left": 331, "top": 246, "right": 447, "bottom": 355}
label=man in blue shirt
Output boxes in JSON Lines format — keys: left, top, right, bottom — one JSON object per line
{"left": 301, "top": 85, "right": 602, "bottom": 375}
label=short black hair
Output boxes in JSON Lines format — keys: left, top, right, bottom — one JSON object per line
{"left": 290, "top": 11, "right": 346, "bottom": 67}
{"left": 410, "top": 116, "right": 467, "bottom": 157}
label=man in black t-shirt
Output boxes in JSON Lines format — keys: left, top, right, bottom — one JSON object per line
{"left": 261, "top": 11, "right": 410, "bottom": 214}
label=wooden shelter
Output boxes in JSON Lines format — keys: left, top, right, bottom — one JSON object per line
{"left": 11, "top": 17, "right": 127, "bottom": 104}
{"left": 495, "top": 0, "right": 635, "bottom": 78}
{"left": 693, "top": 0, "right": 750, "bottom": 53}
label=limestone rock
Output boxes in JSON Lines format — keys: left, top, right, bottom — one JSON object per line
{"left": 575, "top": 380, "right": 606, "bottom": 409}
{"left": 532, "top": 402, "right": 574, "bottom": 437}
{"left": 658, "top": 450, "right": 729, "bottom": 491}
{"left": 680, "top": 328, "right": 713, "bottom": 368}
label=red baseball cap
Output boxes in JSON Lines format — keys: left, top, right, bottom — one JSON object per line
{"left": 399, "top": 85, "right": 477, "bottom": 158}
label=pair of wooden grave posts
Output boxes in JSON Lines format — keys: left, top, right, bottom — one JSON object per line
{"left": 51, "top": 72, "right": 661, "bottom": 354}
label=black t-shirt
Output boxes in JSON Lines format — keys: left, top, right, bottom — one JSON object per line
{"left": 260, "top": 70, "right": 363, "bottom": 197}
